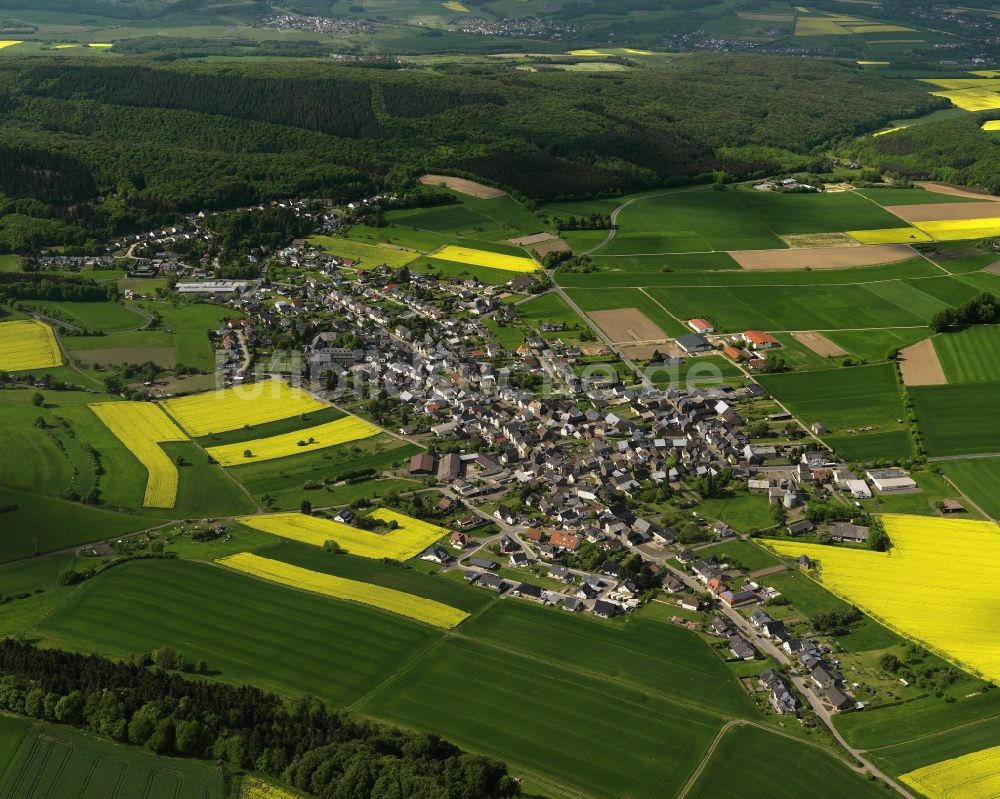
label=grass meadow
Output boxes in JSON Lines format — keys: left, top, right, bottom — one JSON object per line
{"left": 564, "top": 288, "right": 688, "bottom": 336}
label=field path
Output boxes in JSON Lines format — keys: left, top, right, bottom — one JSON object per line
{"left": 583, "top": 185, "right": 710, "bottom": 255}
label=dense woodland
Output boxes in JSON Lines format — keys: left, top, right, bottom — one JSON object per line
{"left": 846, "top": 115, "right": 1000, "bottom": 194}
{"left": 0, "top": 54, "right": 941, "bottom": 252}
{"left": 0, "top": 639, "right": 518, "bottom": 799}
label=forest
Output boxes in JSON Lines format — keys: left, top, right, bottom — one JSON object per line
{"left": 0, "top": 54, "right": 942, "bottom": 252}
{"left": 0, "top": 639, "right": 519, "bottom": 799}
{"left": 845, "top": 115, "right": 1000, "bottom": 194}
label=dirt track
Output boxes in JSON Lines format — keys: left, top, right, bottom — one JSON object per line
{"left": 589, "top": 308, "right": 668, "bottom": 344}
{"left": 886, "top": 203, "right": 1000, "bottom": 223}
{"left": 898, "top": 338, "right": 947, "bottom": 386}
{"left": 419, "top": 174, "right": 506, "bottom": 199}
{"left": 732, "top": 244, "right": 915, "bottom": 270}
{"left": 792, "top": 332, "right": 848, "bottom": 357}
{"left": 917, "top": 182, "right": 1000, "bottom": 202}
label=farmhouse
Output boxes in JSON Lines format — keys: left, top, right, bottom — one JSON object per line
{"left": 675, "top": 333, "right": 712, "bottom": 354}
{"left": 687, "top": 319, "right": 714, "bottom": 334}
{"left": 742, "top": 330, "right": 780, "bottom": 350}
{"left": 409, "top": 453, "right": 435, "bottom": 475}
{"left": 829, "top": 522, "right": 869, "bottom": 543}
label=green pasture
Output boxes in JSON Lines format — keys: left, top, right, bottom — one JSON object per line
{"left": 865, "top": 712, "right": 1000, "bottom": 776}
{"left": 517, "top": 292, "right": 586, "bottom": 333}
{"left": 384, "top": 193, "right": 545, "bottom": 242}
{"left": 694, "top": 491, "right": 776, "bottom": 532}
{"left": 309, "top": 235, "right": 420, "bottom": 269}
{"left": 696, "top": 540, "right": 783, "bottom": 572}
{"left": 856, "top": 188, "right": 985, "bottom": 205}
{"left": 733, "top": 188, "right": 905, "bottom": 235}
{"left": 910, "top": 382, "right": 1000, "bottom": 456}
{"left": 824, "top": 327, "right": 930, "bottom": 362}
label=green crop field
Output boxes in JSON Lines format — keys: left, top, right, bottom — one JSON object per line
{"left": 934, "top": 326, "right": 1000, "bottom": 383}
{"left": 649, "top": 354, "right": 746, "bottom": 387}
{"left": 588, "top": 252, "right": 742, "bottom": 272}
{"left": 732, "top": 188, "right": 904, "bottom": 235}
{"left": 597, "top": 190, "right": 785, "bottom": 254}
{"left": 910, "top": 382, "right": 1000, "bottom": 456}
{"left": 0, "top": 719, "right": 225, "bottom": 799}
{"left": 756, "top": 362, "right": 906, "bottom": 443}
{"left": 227, "top": 436, "right": 421, "bottom": 510}
{"left": 385, "top": 193, "right": 545, "bottom": 242}
{"left": 686, "top": 725, "right": 886, "bottom": 799}
{"left": 359, "top": 635, "right": 722, "bottom": 799}
{"left": 461, "top": 602, "right": 754, "bottom": 717}
{"left": 643, "top": 276, "right": 982, "bottom": 333}
{"left": 938, "top": 458, "right": 1000, "bottom": 519}
{"left": 36, "top": 558, "right": 438, "bottom": 705}
{"left": 556, "top": 258, "right": 940, "bottom": 289}
{"left": 856, "top": 188, "right": 984, "bottom": 205}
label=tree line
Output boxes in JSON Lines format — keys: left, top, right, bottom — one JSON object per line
{"left": 0, "top": 639, "right": 519, "bottom": 799}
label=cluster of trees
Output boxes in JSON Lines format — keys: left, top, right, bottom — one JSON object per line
{"left": 812, "top": 607, "right": 863, "bottom": 636}
{"left": 0, "top": 273, "right": 117, "bottom": 302}
{"left": 929, "top": 292, "right": 1000, "bottom": 332}
{"left": 0, "top": 639, "right": 519, "bottom": 799}
{"left": 0, "top": 54, "right": 943, "bottom": 252}
{"left": 206, "top": 206, "right": 317, "bottom": 263}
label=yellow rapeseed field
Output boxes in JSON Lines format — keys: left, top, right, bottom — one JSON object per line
{"left": 915, "top": 217, "right": 1000, "bottom": 241}
{"left": 766, "top": 515, "right": 1000, "bottom": 682}
{"left": 873, "top": 125, "right": 908, "bottom": 137}
{"left": 88, "top": 42, "right": 113, "bottom": 48}
{"left": 206, "top": 415, "right": 380, "bottom": 466}
{"left": 161, "top": 381, "right": 327, "bottom": 437}
{"left": 857, "top": 61, "right": 890, "bottom": 65}
{"left": 0, "top": 320, "right": 63, "bottom": 371}
{"left": 431, "top": 245, "right": 538, "bottom": 273}
{"left": 901, "top": 744, "right": 1000, "bottom": 799}
{"left": 217, "top": 552, "right": 469, "bottom": 628}
{"left": 0, "top": 40, "right": 23, "bottom": 49}
{"left": 983, "top": 121, "right": 1000, "bottom": 131}
{"left": 89, "top": 401, "right": 188, "bottom": 507}
{"left": 441, "top": 0, "right": 469, "bottom": 11}
{"left": 847, "top": 227, "right": 933, "bottom": 244}
{"left": 237, "top": 509, "right": 447, "bottom": 561}
{"left": 240, "top": 776, "right": 300, "bottom": 799}
{"left": 931, "top": 87, "right": 1000, "bottom": 112}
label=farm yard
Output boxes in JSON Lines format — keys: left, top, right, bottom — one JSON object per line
{"left": 0, "top": 320, "right": 62, "bottom": 371}
{"left": 766, "top": 516, "right": 1000, "bottom": 684}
